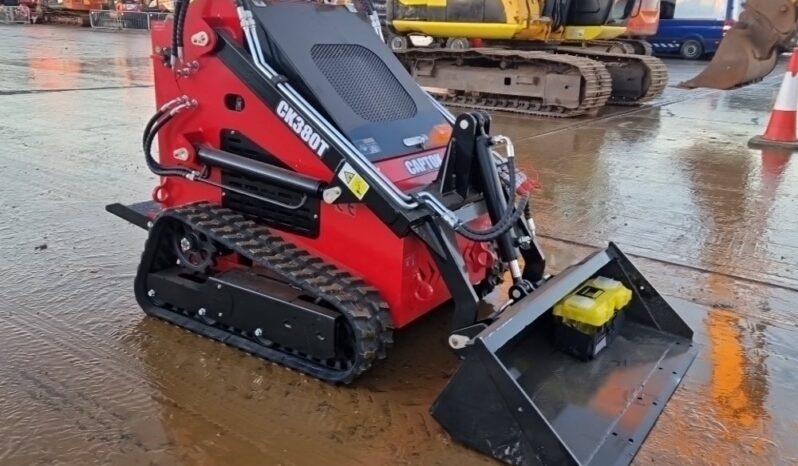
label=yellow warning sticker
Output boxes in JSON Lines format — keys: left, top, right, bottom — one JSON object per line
{"left": 337, "top": 162, "right": 370, "bottom": 200}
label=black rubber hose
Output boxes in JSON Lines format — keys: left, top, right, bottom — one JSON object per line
{"left": 171, "top": 0, "right": 182, "bottom": 62}
{"left": 552, "top": 0, "right": 562, "bottom": 30}
{"left": 142, "top": 108, "right": 167, "bottom": 149}
{"left": 455, "top": 156, "right": 528, "bottom": 242}
{"left": 143, "top": 112, "right": 194, "bottom": 178}
{"left": 456, "top": 196, "right": 529, "bottom": 242}
{"left": 176, "top": 0, "right": 189, "bottom": 51}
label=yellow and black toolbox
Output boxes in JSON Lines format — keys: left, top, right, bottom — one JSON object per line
{"left": 553, "top": 276, "right": 633, "bottom": 360}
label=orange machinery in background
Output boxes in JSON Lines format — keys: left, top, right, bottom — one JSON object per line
{"left": 623, "top": 0, "right": 661, "bottom": 55}
{"left": 42, "top": 0, "right": 110, "bottom": 25}
{"left": 59, "top": 0, "right": 106, "bottom": 9}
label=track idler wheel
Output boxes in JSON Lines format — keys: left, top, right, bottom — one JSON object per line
{"left": 173, "top": 224, "right": 217, "bottom": 274}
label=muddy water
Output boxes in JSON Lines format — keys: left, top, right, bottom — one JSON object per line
{"left": 1, "top": 25, "right": 797, "bottom": 466}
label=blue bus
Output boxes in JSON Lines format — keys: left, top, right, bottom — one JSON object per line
{"left": 649, "top": 0, "right": 741, "bottom": 59}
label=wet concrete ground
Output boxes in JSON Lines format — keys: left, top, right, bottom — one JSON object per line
{"left": 0, "top": 24, "right": 796, "bottom": 466}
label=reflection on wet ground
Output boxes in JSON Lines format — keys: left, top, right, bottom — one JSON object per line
{"left": 0, "top": 25, "right": 796, "bottom": 466}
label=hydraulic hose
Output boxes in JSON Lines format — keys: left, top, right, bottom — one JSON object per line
{"left": 142, "top": 107, "right": 166, "bottom": 149}
{"left": 144, "top": 114, "right": 191, "bottom": 178}
{"left": 176, "top": 0, "right": 190, "bottom": 60}
{"left": 171, "top": 0, "right": 182, "bottom": 65}
{"left": 454, "top": 155, "right": 529, "bottom": 242}
{"left": 554, "top": 0, "right": 562, "bottom": 30}
{"left": 142, "top": 101, "right": 196, "bottom": 178}
{"left": 456, "top": 197, "right": 529, "bottom": 242}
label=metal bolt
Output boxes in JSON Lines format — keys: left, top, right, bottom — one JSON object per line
{"left": 173, "top": 147, "right": 190, "bottom": 161}
{"left": 254, "top": 328, "right": 263, "bottom": 337}
{"left": 198, "top": 308, "right": 206, "bottom": 316}
{"left": 147, "top": 289, "right": 156, "bottom": 297}
{"left": 218, "top": 312, "right": 223, "bottom": 317}
{"left": 322, "top": 186, "right": 342, "bottom": 204}
{"left": 217, "top": 284, "right": 222, "bottom": 290}
{"left": 180, "top": 237, "right": 192, "bottom": 252}
{"left": 190, "top": 31, "right": 209, "bottom": 47}
{"left": 146, "top": 221, "right": 154, "bottom": 229}
{"left": 176, "top": 259, "right": 181, "bottom": 265}
{"left": 448, "top": 334, "right": 470, "bottom": 350}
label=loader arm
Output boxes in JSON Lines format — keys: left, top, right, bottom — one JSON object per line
{"left": 680, "top": 0, "right": 798, "bottom": 90}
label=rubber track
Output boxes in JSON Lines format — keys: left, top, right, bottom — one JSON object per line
{"left": 396, "top": 48, "right": 613, "bottom": 117}
{"left": 555, "top": 47, "right": 669, "bottom": 105}
{"left": 140, "top": 203, "right": 394, "bottom": 384}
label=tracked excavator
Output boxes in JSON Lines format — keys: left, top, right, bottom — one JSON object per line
{"left": 372, "top": 0, "right": 659, "bottom": 54}
{"left": 381, "top": 0, "right": 668, "bottom": 117}
{"left": 682, "top": 0, "right": 798, "bottom": 90}
{"left": 107, "top": 1, "right": 696, "bottom": 464}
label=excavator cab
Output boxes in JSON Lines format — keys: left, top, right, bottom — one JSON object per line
{"left": 560, "top": 0, "right": 635, "bottom": 41}
{"left": 626, "top": 0, "right": 660, "bottom": 37}
{"left": 108, "top": 1, "right": 695, "bottom": 464}
{"left": 566, "top": 0, "right": 635, "bottom": 26}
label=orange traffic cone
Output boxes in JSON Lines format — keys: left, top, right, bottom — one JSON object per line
{"left": 749, "top": 50, "right": 798, "bottom": 151}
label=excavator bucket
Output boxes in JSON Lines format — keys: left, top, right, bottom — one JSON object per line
{"left": 432, "top": 243, "right": 696, "bottom": 465}
{"left": 680, "top": 0, "right": 798, "bottom": 90}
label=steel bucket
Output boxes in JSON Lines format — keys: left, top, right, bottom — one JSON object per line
{"left": 432, "top": 243, "right": 697, "bottom": 465}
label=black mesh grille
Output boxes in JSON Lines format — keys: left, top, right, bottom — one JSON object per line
{"left": 222, "top": 172, "right": 320, "bottom": 238}
{"left": 310, "top": 44, "right": 416, "bottom": 122}
{"left": 220, "top": 130, "right": 319, "bottom": 238}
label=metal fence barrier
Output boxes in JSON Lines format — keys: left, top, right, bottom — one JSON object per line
{"left": 89, "top": 10, "right": 168, "bottom": 31}
{"left": 0, "top": 5, "right": 31, "bottom": 24}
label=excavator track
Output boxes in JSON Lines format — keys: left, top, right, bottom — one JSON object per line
{"left": 620, "top": 39, "right": 654, "bottom": 56}
{"left": 563, "top": 40, "right": 637, "bottom": 54}
{"left": 396, "top": 48, "right": 613, "bottom": 117}
{"left": 555, "top": 46, "right": 668, "bottom": 105}
{"left": 135, "top": 202, "right": 393, "bottom": 384}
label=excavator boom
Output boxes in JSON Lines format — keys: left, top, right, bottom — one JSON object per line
{"left": 681, "top": 0, "right": 798, "bottom": 90}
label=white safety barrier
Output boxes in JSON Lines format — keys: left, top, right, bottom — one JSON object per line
{"left": 0, "top": 5, "right": 31, "bottom": 24}
{"left": 89, "top": 9, "right": 168, "bottom": 31}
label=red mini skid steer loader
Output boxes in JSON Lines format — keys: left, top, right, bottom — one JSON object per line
{"left": 107, "top": 1, "right": 697, "bottom": 464}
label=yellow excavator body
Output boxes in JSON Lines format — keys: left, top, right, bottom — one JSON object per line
{"left": 391, "top": 20, "right": 547, "bottom": 39}
{"left": 388, "top": 0, "right": 629, "bottom": 42}
{"left": 560, "top": 25, "right": 627, "bottom": 40}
